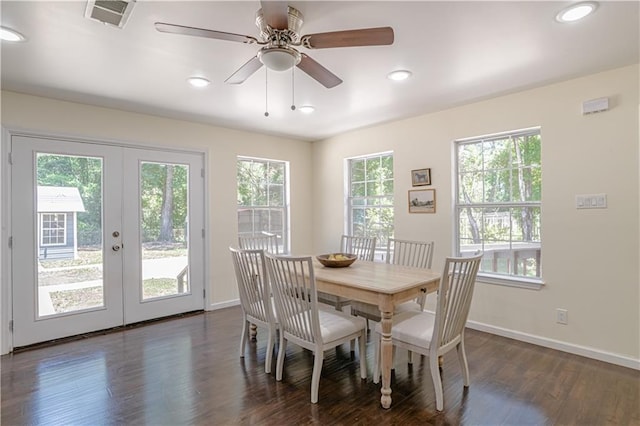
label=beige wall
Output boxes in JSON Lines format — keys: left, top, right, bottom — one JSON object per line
{"left": 312, "top": 65, "right": 639, "bottom": 365}
{"left": 0, "top": 91, "right": 313, "bottom": 311}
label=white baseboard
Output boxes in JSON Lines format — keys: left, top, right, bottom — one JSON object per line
{"left": 467, "top": 320, "right": 640, "bottom": 371}
{"left": 208, "top": 299, "right": 240, "bottom": 311}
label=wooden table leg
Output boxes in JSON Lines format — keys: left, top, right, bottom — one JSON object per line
{"left": 250, "top": 323, "right": 257, "bottom": 340}
{"left": 380, "top": 310, "right": 393, "bottom": 409}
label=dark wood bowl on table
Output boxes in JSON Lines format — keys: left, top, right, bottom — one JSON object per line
{"left": 316, "top": 253, "right": 357, "bottom": 268}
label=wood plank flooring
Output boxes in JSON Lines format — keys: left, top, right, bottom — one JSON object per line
{"left": 2, "top": 307, "right": 639, "bottom": 425}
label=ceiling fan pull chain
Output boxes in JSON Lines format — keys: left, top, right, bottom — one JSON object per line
{"left": 264, "top": 68, "right": 269, "bottom": 117}
{"left": 291, "top": 59, "right": 296, "bottom": 111}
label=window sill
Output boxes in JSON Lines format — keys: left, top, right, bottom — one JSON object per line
{"left": 477, "top": 273, "right": 544, "bottom": 290}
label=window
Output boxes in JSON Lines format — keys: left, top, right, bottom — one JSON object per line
{"left": 41, "top": 213, "right": 67, "bottom": 246}
{"left": 454, "top": 128, "right": 542, "bottom": 286}
{"left": 346, "top": 152, "right": 394, "bottom": 259}
{"left": 237, "top": 157, "right": 289, "bottom": 253}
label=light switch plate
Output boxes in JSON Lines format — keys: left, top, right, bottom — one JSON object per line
{"left": 576, "top": 193, "right": 607, "bottom": 209}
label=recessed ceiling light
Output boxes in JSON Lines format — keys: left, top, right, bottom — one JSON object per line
{"left": 556, "top": 2, "right": 598, "bottom": 23}
{"left": 298, "top": 105, "right": 315, "bottom": 114}
{"left": 187, "top": 76, "right": 211, "bottom": 88}
{"left": 0, "top": 26, "right": 26, "bottom": 42}
{"left": 387, "top": 70, "right": 412, "bottom": 81}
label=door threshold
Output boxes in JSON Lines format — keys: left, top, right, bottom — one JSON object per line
{"left": 12, "top": 310, "right": 205, "bottom": 353}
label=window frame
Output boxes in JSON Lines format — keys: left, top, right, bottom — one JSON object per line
{"left": 40, "top": 212, "right": 67, "bottom": 247}
{"left": 236, "top": 156, "right": 290, "bottom": 254}
{"left": 453, "top": 127, "right": 543, "bottom": 289}
{"left": 345, "top": 151, "right": 394, "bottom": 260}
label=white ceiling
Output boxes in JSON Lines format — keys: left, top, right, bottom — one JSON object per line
{"left": 1, "top": 1, "right": 638, "bottom": 142}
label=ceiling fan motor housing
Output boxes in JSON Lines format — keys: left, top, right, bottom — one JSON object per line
{"left": 255, "top": 6, "right": 304, "bottom": 71}
{"left": 255, "top": 6, "right": 304, "bottom": 44}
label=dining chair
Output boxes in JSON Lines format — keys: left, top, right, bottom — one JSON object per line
{"left": 317, "top": 234, "right": 377, "bottom": 311}
{"left": 340, "top": 234, "right": 377, "bottom": 261}
{"left": 238, "top": 232, "right": 279, "bottom": 254}
{"left": 351, "top": 238, "right": 435, "bottom": 322}
{"left": 230, "top": 247, "right": 278, "bottom": 374}
{"left": 264, "top": 253, "right": 367, "bottom": 404}
{"left": 373, "top": 252, "right": 483, "bottom": 411}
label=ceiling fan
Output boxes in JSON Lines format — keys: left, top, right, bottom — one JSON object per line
{"left": 155, "top": 1, "right": 394, "bottom": 89}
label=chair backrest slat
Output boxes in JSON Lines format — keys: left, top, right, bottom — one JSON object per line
{"left": 266, "top": 254, "right": 320, "bottom": 345}
{"left": 238, "top": 232, "right": 279, "bottom": 254}
{"left": 340, "top": 235, "right": 376, "bottom": 261}
{"left": 386, "top": 238, "right": 434, "bottom": 269}
{"left": 433, "top": 253, "right": 482, "bottom": 348}
{"left": 230, "top": 247, "right": 273, "bottom": 325}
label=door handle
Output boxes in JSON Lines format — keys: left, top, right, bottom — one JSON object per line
{"left": 112, "top": 244, "right": 121, "bottom": 252}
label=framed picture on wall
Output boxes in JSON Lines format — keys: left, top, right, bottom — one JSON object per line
{"left": 408, "top": 189, "right": 436, "bottom": 213}
{"left": 411, "top": 168, "right": 431, "bottom": 186}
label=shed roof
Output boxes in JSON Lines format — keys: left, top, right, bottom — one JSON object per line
{"left": 37, "top": 186, "right": 86, "bottom": 213}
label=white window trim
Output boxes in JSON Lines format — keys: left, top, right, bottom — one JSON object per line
{"left": 40, "top": 212, "right": 67, "bottom": 247}
{"left": 453, "top": 127, "right": 542, "bottom": 289}
{"left": 237, "top": 156, "right": 290, "bottom": 253}
{"left": 345, "top": 151, "right": 394, "bottom": 260}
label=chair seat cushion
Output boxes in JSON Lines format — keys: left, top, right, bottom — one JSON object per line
{"left": 374, "top": 310, "right": 435, "bottom": 349}
{"left": 317, "top": 305, "right": 366, "bottom": 344}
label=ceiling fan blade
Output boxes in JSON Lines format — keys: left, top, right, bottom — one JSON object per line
{"left": 302, "top": 27, "right": 394, "bottom": 49}
{"left": 260, "top": 1, "right": 289, "bottom": 30}
{"left": 225, "top": 56, "right": 264, "bottom": 85}
{"left": 297, "top": 53, "right": 342, "bottom": 89}
{"left": 155, "top": 22, "right": 258, "bottom": 44}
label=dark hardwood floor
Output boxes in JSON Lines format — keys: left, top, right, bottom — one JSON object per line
{"left": 2, "top": 306, "right": 639, "bottom": 425}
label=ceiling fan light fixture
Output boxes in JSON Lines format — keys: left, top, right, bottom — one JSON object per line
{"left": 0, "top": 26, "right": 26, "bottom": 42}
{"left": 299, "top": 105, "right": 315, "bottom": 114}
{"left": 258, "top": 47, "right": 301, "bottom": 72}
{"left": 556, "top": 2, "right": 598, "bottom": 23}
{"left": 387, "top": 70, "right": 412, "bottom": 81}
{"left": 187, "top": 76, "right": 211, "bottom": 88}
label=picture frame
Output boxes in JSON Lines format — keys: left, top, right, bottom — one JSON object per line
{"left": 411, "top": 168, "right": 431, "bottom": 186}
{"left": 408, "top": 189, "right": 436, "bottom": 213}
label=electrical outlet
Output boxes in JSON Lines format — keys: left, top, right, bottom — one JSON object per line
{"left": 556, "top": 308, "right": 568, "bottom": 325}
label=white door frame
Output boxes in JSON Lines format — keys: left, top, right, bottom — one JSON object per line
{"left": 0, "top": 128, "right": 211, "bottom": 354}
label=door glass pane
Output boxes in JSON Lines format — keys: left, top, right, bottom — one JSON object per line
{"left": 36, "top": 153, "right": 104, "bottom": 317}
{"left": 140, "top": 162, "right": 190, "bottom": 300}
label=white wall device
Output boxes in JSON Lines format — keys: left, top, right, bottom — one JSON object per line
{"left": 582, "top": 97, "right": 609, "bottom": 115}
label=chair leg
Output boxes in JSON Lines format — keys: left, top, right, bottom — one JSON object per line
{"left": 311, "top": 351, "right": 324, "bottom": 403}
{"left": 239, "top": 318, "right": 248, "bottom": 358}
{"left": 457, "top": 339, "right": 470, "bottom": 387}
{"left": 408, "top": 350, "right": 413, "bottom": 364}
{"left": 265, "top": 327, "right": 275, "bottom": 374}
{"left": 276, "top": 336, "right": 287, "bottom": 381}
{"left": 358, "top": 334, "right": 367, "bottom": 379}
{"left": 429, "top": 353, "right": 444, "bottom": 411}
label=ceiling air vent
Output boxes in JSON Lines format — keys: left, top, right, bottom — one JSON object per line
{"left": 85, "top": 0, "right": 136, "bottom": 28}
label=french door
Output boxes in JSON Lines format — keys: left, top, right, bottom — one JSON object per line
{"left": 10, "top": 136, "right": 205, "bottom": 347}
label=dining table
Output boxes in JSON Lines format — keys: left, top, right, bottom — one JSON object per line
{"left": 312, "top": 258, "right": 441, "bottom": 409}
